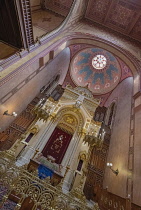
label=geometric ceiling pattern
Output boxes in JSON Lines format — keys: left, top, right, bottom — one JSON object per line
{"left": 70, "top": 48, "right": 121, "bottom": 95}
{"left": 85, "top": 0, "right": 141, "bottom": 43}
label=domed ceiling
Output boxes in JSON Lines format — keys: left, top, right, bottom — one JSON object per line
{"left": 70, "top": 48, "right": 121, "bottom": 95}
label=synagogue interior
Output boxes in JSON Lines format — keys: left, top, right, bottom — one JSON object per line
{"left": 0, "top": 0, "right": 141, "bottom": 210}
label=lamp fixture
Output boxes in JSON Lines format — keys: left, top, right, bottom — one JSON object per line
{"left": 3, "top": 110, "right": 17, "bottom": 117}
{"left": 107, "top": 162, "right": 119, "bottom": 176}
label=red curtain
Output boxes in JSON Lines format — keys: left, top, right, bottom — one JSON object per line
{"left": 42, "top": 127, "right": 72, "bottom": 164}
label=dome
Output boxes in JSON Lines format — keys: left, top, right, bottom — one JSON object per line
{"left": 70, "top": 48, "right": 121, "bottom": 95}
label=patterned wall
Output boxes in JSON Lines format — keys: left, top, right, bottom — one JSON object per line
{"left": 85, "top": 0, "right": 141, "bottom": 43}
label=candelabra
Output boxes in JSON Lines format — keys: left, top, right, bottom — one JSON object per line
{"left": 3, "top": 110, "right": 17, "bottom": 117}
{"left": 107, "top": 162, "right": 119, "bottom": 176}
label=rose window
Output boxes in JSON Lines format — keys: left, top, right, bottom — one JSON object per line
{"left": 92, "top": 55, "right": 107, "bottom": 69}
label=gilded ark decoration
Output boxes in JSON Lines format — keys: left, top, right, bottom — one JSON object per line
{"left": 56, "top": 107, "right": 84, "bottom": 132}
{"left": 83, "top": 134, "right": 102, "bottom": 148}
{"left": 0, "top": 149, "right": 100, "bottom": 210}
{"left": 57, "top": 114, "right": 78, "bottom": 134}
{"left": 3, "top": 85, "right": 101, "bottom": 209}
{"left": 79, "top": 151, "right": 87, "bottom": 161}
{"left": 29, "top": 125, "right": 39, "bottom": 135}
{"left": 32, "top": 105, "right": 49, "bottom": 122}
{"left": 32, "top": 97, "right": 57, "bottom": 122}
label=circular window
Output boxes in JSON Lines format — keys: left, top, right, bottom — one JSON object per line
{"left": 92, "top": 55, "right": 107, "bottom": 69}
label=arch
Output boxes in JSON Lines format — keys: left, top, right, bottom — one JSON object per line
{"left": 47, "top": 35, "right": 140, "bottom": 94}
{"left": 57, "top": 114, "right": 78, "bottom": 134}
{"left": 56, "top": 106, "right": 85, "bottom": 132}
{"left": 105, "top": 98, "right": 118, "bottom": 128}
{"left": 41, "top": 106, "right": 85, "bottom": 165}
{"left": 66, "top": 37, "right": 139, "bottom": 77}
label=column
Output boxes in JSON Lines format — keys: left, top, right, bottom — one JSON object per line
{"left": 132, "top": 92, "right": 141, "bottom": 206}
{"left": 62, "top": 131, "right": 85, "bottom": 192}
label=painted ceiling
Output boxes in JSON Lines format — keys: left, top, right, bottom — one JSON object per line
{"left": 45, "top": 0, "right": 141, "bottom": 43}
{"left": 85, "top": 0, "right": 141, "bottom": 43}
{"left": 70, "top": 48, "right": 121, "bottom": 95}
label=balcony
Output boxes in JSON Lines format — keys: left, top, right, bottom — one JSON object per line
{"left": 31, "top": 9, "right": 64, "bottom": 40}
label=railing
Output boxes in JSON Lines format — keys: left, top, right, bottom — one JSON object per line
{"left": 95, "top": 187, "right": 132, "bottom": 210}
{"left": 0, "top": 150, "right": 99, "bottom": 210}
{"left": 0, "top": 0, "right": 78, "bottom": 72}
{"left": 35, "top": 154, "right": 62, "bottom": 174}
{"left": 0, "top": 50, "right": 28, "bottom": 72}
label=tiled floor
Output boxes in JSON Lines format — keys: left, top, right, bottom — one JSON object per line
{"left": 32, "top": 9, "right": 64, "bottom": 39}
{"left": 0, "top": 42, "right": 17, "bottom": 60}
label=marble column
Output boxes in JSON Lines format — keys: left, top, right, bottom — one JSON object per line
{"left": 62, "top": 131, "right": 85, "bottom": 192}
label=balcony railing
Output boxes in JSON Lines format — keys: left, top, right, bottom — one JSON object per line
{"left": 0, "top": 149, "right": 99, "bottom": 210}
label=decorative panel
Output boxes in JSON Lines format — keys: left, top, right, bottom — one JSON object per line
{"left": 99, "top": 189, "right": 126, "bottom": 210}
{"left": 106, "top": 1, "right": 136, "bottom": 31}
{"left": 42, "top": 127, "right": 72, "bottom": 164}
{"left": 84, "top": 141, "right": 110, "bottom": 201}
{"left": 85, "top": 0, "right": 111, "bottom": 23}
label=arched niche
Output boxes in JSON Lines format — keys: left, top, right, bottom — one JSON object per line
{"left": 51, "top": 36, "right": 140, "bottom": 95}
{"left": 55, "top": 105, "right": 85, "bottom": 134}
{"left": 106, "top": 101, "right": 117, "bottom": 128}
{"left": 57, "top": 114, "right": 79, "bottom": 135}
{"left": 41, "top": 105, "right": 86, "bottom": 167}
